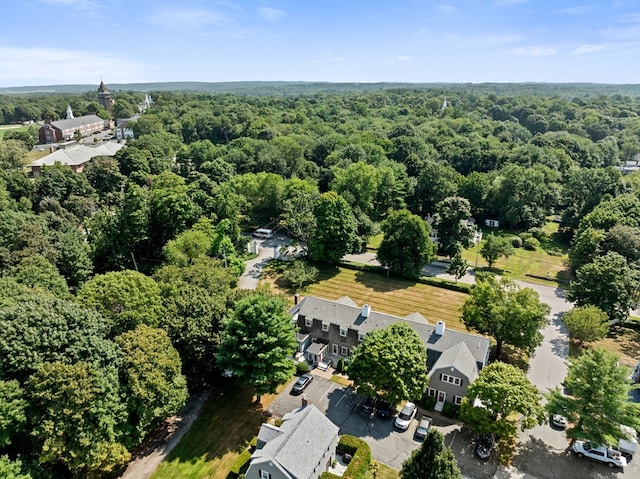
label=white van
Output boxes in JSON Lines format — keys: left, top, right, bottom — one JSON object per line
{"left": 252, "top": 228, "right": 274, "bottom": 239}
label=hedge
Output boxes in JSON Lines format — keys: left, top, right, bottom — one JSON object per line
{"left": 338, "top": 435, "right": 372, "bottom": 479}
{"left": 321, "top": 435, "right": 372, "bottom": 479}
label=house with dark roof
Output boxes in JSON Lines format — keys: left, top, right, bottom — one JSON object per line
{"left": 290, "top": 295, "right": 491, "bottom": 411}
{"left": 246, "top": 404, "right": 339, "bottom": 479}
{"left": 38, "top": 115, "right": 107, "bottom": 144}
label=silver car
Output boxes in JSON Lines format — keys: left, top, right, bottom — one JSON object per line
{"left": 414, "top": 416, "right": 432, "bottom": 440}
{"left": 394, "top": 401, "right": 417, "bottom": 430}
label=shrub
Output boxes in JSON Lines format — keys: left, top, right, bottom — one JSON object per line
{"left": 527, "top": 227, "right": 547, "bottom": 241}
{"left": 442, "top": 402, "right": 460, "bottom": 418}
{"left": 519, "top": 232, "right": 532, "bottom": 242}
{"left": 336, "top": 358, "right": 345, "bottom": 373}
{"left": 419, "top": 394, "right": 437, "bottom": 411}
{"left": 523, "top": 237, "right": 540, "bottom": 250}
{"left": 510, "top": 236, "right": 523, "bottom": 248}
{"left": 296, "top": 361, "right": 309, "bottom": 374}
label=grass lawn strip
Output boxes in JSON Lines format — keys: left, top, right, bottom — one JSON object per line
{"left": 150, "top": 385, "right": 283, "bottom": 479}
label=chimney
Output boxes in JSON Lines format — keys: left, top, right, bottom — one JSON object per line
{"left": 294, "top": 293, "right": 300, "bottom": 305}
{"left": 362, "top": 304, "right": 371, "bottom": 318}
{"left": 435, "top": 321, "right": 445, "bottom": 336}
{"left": 301, "top": 396, "right": 309, "bottom": 408}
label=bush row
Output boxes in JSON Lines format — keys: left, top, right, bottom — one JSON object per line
{"left": 321, "top": 434, "right": 372, "bottom": 479}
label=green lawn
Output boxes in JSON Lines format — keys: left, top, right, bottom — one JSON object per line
{"left": 298, "top": 265, "right": 469, "bottom": 331}
{"left": 0, "top": 124, "right": 31, "bottom": 140}
{"left": 460, "top": 222, "right": 572, "bottom": 285}
{"left": 151, "top": 385, "right": 276, "bottom": 479}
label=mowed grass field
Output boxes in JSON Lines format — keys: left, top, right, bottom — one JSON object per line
{"left": 151, "top": 385, "right": 282, "bottom": 479}
{"left": 286, "top": 265, "right": 468, "bottom": 331}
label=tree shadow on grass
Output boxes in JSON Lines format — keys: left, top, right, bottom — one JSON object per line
{"left": 353, "top": 269, "right": 417, "bottom": 293}
{"left": 161, "top": 384, "right": 265, "bottom": 468}
{"left": 606, "top": 326, "right": 640, "bottom": 361}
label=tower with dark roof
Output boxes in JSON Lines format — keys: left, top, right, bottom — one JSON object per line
{"left": 97, "top": 81, "right": 112, "bottom": 115}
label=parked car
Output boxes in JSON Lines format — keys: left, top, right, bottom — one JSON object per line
{"left": 414, "top": 416, "right": 432, "bottom": 440}
{"left": 376, "top": 399, "right": 394, "bottom": 420}
{"left": 475, "top": 434, "right": 495, "bottom": 461}
{"left": 394, "top": 401, "right": 417, "bottom": 430}
{"left": 291, "top": 373, "right": 313, "bottom": 395}
{"left": 551, "top": 414, "right": 568, "bottom": 429}
{"left": 572, "top": 441, "right": 627, "bottom": 468}
{"left": 361, "top": 396, "right": 378, "bottom": 414}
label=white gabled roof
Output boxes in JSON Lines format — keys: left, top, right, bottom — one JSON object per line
{"left": 30, "top": 143, "right": 125, "bottom": 167}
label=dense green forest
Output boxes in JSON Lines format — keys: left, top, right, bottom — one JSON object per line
{"left": 1, "top": 85, "right": 640, "bottom": 478}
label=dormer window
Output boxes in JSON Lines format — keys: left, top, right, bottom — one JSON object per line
{"left": 340, "top": 328, "right": 347, "bottom": 337}
{"left": 305, "top": 317, "right": 312, "bottom": 327}
{"left": 358, "top": 333, "right": 365, "bottom": 342}
{"left": 322, "top": 322, "right": 329, "bottom": 332}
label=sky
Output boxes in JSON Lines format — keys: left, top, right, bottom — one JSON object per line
{"left": 0, "top": 0, "right": 639, "bottom": 87}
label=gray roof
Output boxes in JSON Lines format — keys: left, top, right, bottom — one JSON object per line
{"left": 47, "top": 115, "right": 105, "bottom": 132}
{"left": 31, "top": 142, "right": 125, "bottom": 167}
{"left": 251, "top": 405, "right": 339, "bottom": 479}
{"left": 290, "top": 296, "right": 490, "bottom": 368}
{"left": 429, "top": 341, "right": 480, "bottom": 384}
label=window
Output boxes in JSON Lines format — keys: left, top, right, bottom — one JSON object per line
{"left": 454, "top": 395, "right": 463, "bottom": 405}
{"left": 440, "top": 374, "right": 462, "bottom": 386}
{"left": 339, "top": 328, "right": 347, "bottom": 337}
{"left": 428, "top": 388, "right": 437, "bottom": 397}
{"left": 260, "top": 471, "right": 271, "bottom": 479}
{"left": 322, "top": 323, "right": 329, "bottom": 332}
{"left": 332, "top": 344, "right": 338, "bottom": 354}
{"left": 305, "top": 317, "right": 312, "bottom": 327}
{"left": 341, "top": 346, "right": 348, "bottom": 356}
{"left": 358, "top": 333, "right": 365, "bottom": 342}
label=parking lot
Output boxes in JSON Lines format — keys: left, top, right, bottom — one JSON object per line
{"left": 268, "top": 374, "right": 638, "bottom": 479}
{"left": 269, "top": 374, "right": 499, "bottom": 477}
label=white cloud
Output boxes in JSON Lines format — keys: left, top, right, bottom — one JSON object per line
{"left": 555, "top": 6, "right": 594, "bottom": 15}
{"left": 512, "top": 47, "right": 557, "bottom": 57}
{"left": 571, "top": 44, "right": 605, "bottom": 55}
{"left": 0, "top": 45, "right": 150, "bottom": 87}
{"left": 397, "top": 55, "right": 412, "bottom": 62}
{"left": 440, "top": 4, "right": 456, "bottom": 14}
{"left": 147, "top": 7, "right": 232, "bottom": 30}
{"left": 37, "top": 0, "right": 103, "bottom": 16}
{"left": 258, "top": 7, "right": 285, "bottom": 21}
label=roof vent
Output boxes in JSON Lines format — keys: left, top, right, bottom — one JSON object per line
{"left": 435, "top": 321, "right": 445, "bottom": 336}
{"left": 362, "top": 304, "right": 371, "bottom": 318}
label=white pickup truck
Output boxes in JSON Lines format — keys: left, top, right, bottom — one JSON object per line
{"left": 572, "top": 441, "right": 627, "bottom": 468}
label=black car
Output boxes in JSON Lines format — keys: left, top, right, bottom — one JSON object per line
{"left": 475, "top": 434, "right": 495, "bottom": 461}
{"left": 376, "top": 399, "right": 394, "bottom": 420}
{"left": 291, "top": 373, "right": 313, "bottom": 395}
{"left": 361, "top": 396, "right": 378, "bottom": 414}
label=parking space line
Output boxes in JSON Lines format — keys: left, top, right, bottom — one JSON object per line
{"left": 334, "top": 388, "right": 350, "bottom": 407}
{"left": 322, "top": 383, "right": 336, "bottom": 400}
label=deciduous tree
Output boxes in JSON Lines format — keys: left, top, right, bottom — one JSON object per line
{"left": 562, "top": 306, "right": 609, "bottom": 345}
{"left": 348, "top": 322, "right": 428, "bottom": 405}
{"left": 546, "top": 348, "right": 640, "bottom": 446}
{"left": 115, "top": 325, "right": 188, "bottom": 447}
{"left": 462, "top": 274, "right": 550, "bottom": 358}
{"left": 377, "top": 209, "right": 434, "bottom": 278}
{"left": 217, "top": 293, "right": 297, "bottom": 401}
{"left": 401, "top": 429, "right": 461, "bottom": 479}
{"left": 460, "top": 362, "right": 545, "bottom": 461}
{"left": 0, "top": 379, "right": 27, "bottom": 448}
{"left": 480, "top": 234, "right": 514, "bottom": 269}
{"left": 446, "top": 250, "right": 468, "bottom": 283}
{"left": 75, "top": 270, "right": 164, "bottom": 337}
{"left": 567, "top": 251, "right": 639, "bottom": 323}
{"left": 27, "top": 361, "right": 130, "bottom": 477}
{"left": 435, "top": 196, "right": 474, "bottom": 257}
{"left": 309, "top": 192, "right": 359, "bottom": 265}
